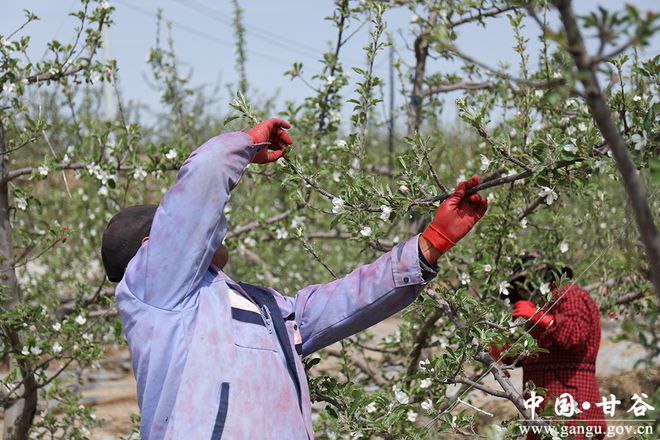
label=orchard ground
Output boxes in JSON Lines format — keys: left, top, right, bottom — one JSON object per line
{"left": 0, "top": 315, "right": 654, "bottom": 440}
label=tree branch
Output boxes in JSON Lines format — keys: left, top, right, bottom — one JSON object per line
{"left": 448, "top": 376, "right": 508, "bottom": 399}
{"left": 553, "top": 0, "right": 660, "bottom": 298}
{"left": 422, "top": 81, "right": 493, "bottom": 97}
{"left": 407, "top": 2, "right": 439, "bottom": 134}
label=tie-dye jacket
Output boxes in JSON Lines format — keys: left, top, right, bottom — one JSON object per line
{"left": 115, "top": 132, "right": 435, "bottom": 439}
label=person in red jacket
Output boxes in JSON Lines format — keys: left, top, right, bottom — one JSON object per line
{"left": 497, "top": 253, "right": 606, "bottom": 440}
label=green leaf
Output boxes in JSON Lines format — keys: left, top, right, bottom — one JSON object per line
{"left": 650, "top": 157, "right": 660, "bottom": 185}
{"left": 223, "top": 114, "right": 240, "bottom": 125}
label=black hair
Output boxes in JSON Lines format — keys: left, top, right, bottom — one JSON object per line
{"left": 505, "top": 252, "right": 573, "bottom": 303}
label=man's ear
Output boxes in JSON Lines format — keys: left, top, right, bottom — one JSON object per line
{"left": 141, "top": 236, "right": 149, "bottom": 245}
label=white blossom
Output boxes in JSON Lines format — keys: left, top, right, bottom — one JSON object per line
{"left": 540, "top": 283, "right": 550, "bottom": 295}
{"left": 499, "top": 281, "right": 510, "bottom": 296}
{"left": 395, "top": 389, "right": 409, "bottom": 404}
{"left": 406, "top": 410, "right": 418, "bottom": 422}
{"left": 90, "top": 71, "right": 100, "bottom": 83}
{"left": 560, "top": 242, "right": 568, "bottom": 253}
{"left": 578, "top": 122, "right": 587, "bottom": 132}
{"left": 75, "top": 315, "right": 87, "bottom": 326}
{"left": 133, "top": 166, "right": 147, "bottom": 181}
{"left": 165, "top": 148, "right": 178, "bottom": 160}
{"left": 380, "top": 205, "right": 392, "bottom": 222}
{"left": 0, "top": 38, "right": 10, "bottom": 47}
{"left": 360, "top": 226, "right": 372, "bottom": 237}
{"left": 365, "top": 402, "right": 377, "bottom": 413}
{"left": 275, "top": 228, "right": 288, "bottom": 240}
{"left": 538, "top": 186, "right": 558, "bottom": 205}
{"left": 520, "top": 218, "right": 528, "bottom": 229}
{"left": 326, "top": 76, "right": 336, "bottom": 85}
{"left": 487, "top": 193, "right": 495, "bottom": 203}
{"left": 52, "top": 322, "right": 61, "bottom": 331}
{"left": 331, "top": 197, "right": 345, "bottom": 214}
{"left": 419, "top": 358, "right": 430, "bottom": 371}
{"left": 21, "top": 346, "right": 29, "bottom": 356}
{"left": 98, "top": 185, "right": 108, "bottom": 197}
{"left": 244, "top": 236, "right": 257, "bottom": 248}
{"left": 2, "top": 82, "right": 16, "bottom": 95}
{"left": 335, "top": 139, "right": 347, "bottom": 148}
{"left": 459, "top": 272, "right": 470, "bottom": 285}
{"left": 479, "top": 154, "right": 491, "bottom": 171}
{"left": 38, "top": 165, "right": 49, "bottom": 177}
{"left": 410, "top": 14, "right": 420, "bottom": 23}
{"left": 30, "top": 345, "right": 42, "bottom": 356}
{"left": 291, "top": 216, "right": 305, "bottom": 229}
{"left": 419, "top": 378, "right": 432, "bottom": 389}
{"left": 15, "top": 197, "right": 27, "bottom": 211}
{"left": 52, "top": 342, "right": 63, "bottom": 354}
{"left": 630, "top": 132, "right": 647, "bottom": 151}
{"left": 421, "top": 399, "right": 433, "bottom": 412}
{"left": 563, "top": 143, "right": 577, "bottom": 154}
{"left": 483, "top": 264, "right": 492, "bottom": 273}
{"left": 399, "top": 185, "right": 409, "bottom": 194}
{"left": 83, "top": 333, "right": 93, "bottom": 342}
{"left": 632, "top": 95, "right": 642, "bottom": 102}
{"left": 332, "top": 171, "right": 341, "bottom": 183}
{"left": 101, "top": 1, "right": 111, "bottom": 10}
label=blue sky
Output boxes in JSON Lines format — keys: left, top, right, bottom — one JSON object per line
{"left": 1, "top": 1, "right": 658, "bottom": 124}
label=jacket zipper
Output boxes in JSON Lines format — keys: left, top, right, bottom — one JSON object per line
{"left": 260, "top": 305, "right": 273, "bottom": 334}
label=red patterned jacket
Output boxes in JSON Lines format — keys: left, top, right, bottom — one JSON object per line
{"left": 522, "top": 283, "right": 606, "bottom": 440}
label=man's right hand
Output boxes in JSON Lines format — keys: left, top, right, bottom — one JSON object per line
{"left": 248, "top": 118, "right": 292, "bottom": 164}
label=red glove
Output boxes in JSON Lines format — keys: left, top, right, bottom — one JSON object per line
{"left": 421, "top": 175, "right": 488, "bottom": 254}
{"left": 247, "top": 118, "right": 292, "bottom": 164}
{"left": 511, "top": 300, "right": 554, "bottom": 330}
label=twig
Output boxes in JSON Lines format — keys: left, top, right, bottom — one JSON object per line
{"left": 448, "top": 5, "right": 520, "bottom": 28}
{"left": 405, "top": 309, "right": 443, "bottom": 378}
{"left": 225, "top": 209, "right": 295, "bottom": 239}
{"left": 422, "top": 81, "right": 493, "bottom": 97}
{"left": 298, "top": 236, "right": 337, "bottom": 279}
{"left": 518, "top": 195, "right": 546, "bottom": 220}
{"left": 447, "top": 44, "right": 566, "bottom": 89}
{"left": 456, "top": 398, "right": 494, "bottom": 417}
{"left": 590, "top": 35, "right": 638, "bottom": 65}
{"left": 449, "top": 377, "right": 507, "bottom": 399}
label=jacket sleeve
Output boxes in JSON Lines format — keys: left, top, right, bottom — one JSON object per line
{"left": 536, "top": 286, "right": 592, "bottom": 351}
{"left": 124, "top": 132, "right": 258, "bottom": 309}
{"left": 287, "top": 235, "right": 433, "bottom": 356}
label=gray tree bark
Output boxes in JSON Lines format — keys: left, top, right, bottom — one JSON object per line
{"left": 554, "top": 0, "right": 660, "bottom": 299}
{"left": 0, "top": 120, "right": 38, "bottom": 440}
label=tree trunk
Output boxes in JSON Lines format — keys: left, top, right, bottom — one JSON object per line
{"left": 554, "top": 0, "right": 660, "bottom": 299}
{"left": 406, "top": 4, "right": 439, "bottom": 135}
{"left": 0, "top": 120, "right": 38, "bottom": 440}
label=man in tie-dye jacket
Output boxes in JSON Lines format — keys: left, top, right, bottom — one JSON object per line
{"left": 101, "top": 118, "right": 488, "bottom": 439}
